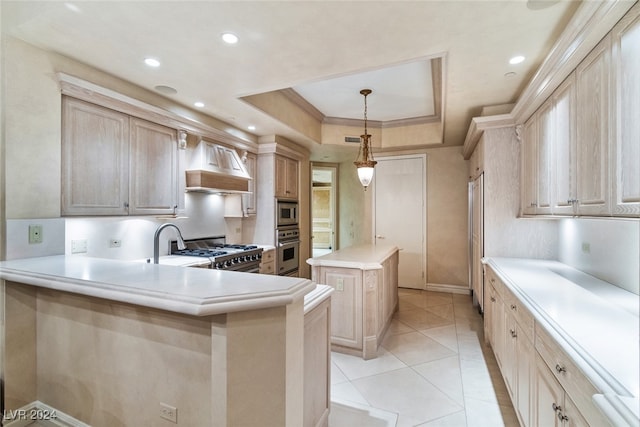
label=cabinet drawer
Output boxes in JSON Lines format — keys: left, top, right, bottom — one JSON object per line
{"left": 260, "top": 261, "right": 275, "bottom": 275}
{"left": 535, "top": 326, "right": 609, "bottom": 426}
{"left": 503, "top": 287, "right": 535, "bottom": 341}
{"left": 485, "top": 268, "right": 505, "bottom": 299}
{"left": 262, "top": 249, "right": 275, "bottom": 263}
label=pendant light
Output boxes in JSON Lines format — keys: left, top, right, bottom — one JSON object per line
{"left": 354, "top": 89, "right": 377, "bottom": 190}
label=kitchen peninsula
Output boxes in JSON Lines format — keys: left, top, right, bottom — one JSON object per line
{"left": 307, "top": 244, "right": 399, "bottom": 360}
{"left": 0, "top": 255, "right": 331, "bottom": 427}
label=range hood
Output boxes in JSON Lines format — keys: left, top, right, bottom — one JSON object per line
{"left": 186, "top": 139, "right": 251, "bottom": 194}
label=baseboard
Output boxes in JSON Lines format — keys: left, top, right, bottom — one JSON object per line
{"left": 3, "top": 401, "right": 89, "bottom": 427}
{"left": 426, "top": 283, "right": 471, "bottom": 295}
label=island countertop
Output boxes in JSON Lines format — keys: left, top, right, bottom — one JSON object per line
{"left": 0, "top": 255, "right": 315, "bottom": 316}
{"left": 306, "top": 243, "right": 399, "bottom": 270}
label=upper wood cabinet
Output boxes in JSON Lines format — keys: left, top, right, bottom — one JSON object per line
{"left": 611, "top": 11, "right": 640, "bottom": 217}
{"left": 521, "top": 6, "right": 639, "bottom": 218}
{"left": 575, "top": 35, "right": 612, "bottom": 216}
{"left": 275, "top": 155, "right": 298, "bottom": 200}
{"left": 62, "top": 97, "right": 183, "bottom": 216}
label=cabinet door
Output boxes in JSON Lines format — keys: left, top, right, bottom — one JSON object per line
{"left": 484, "top": 281, "right": 495, "bottom": 346}
{"left": 129, "top": 118, "right": 178, "bottom": 215}
{"left": 533, "top": 354, "right": 564, "bottom": 427}
{"left": 285, "top": 158, "right": 299, "bottom": 200}
{"left": 516, "top": 326, "right": 533, "bottom": 427}
{"left": 521, "top": 117, "right": 537, "bottom": 215}
{"left": 503, "top": 313, "right": 518, "bottom": 399}
{"left": 563, "top": 393, "right": 590, "bottom": 427}
{"left": 552, "top": 74, "right": 577, "bottom": 215}
{"left": 62, "top": 97, "right": 129, "bottom": 215}
{"left": 275, "top": 155, "right": 288, "bottom": 199}
{"left": 576, "top": 35, "right": 611, "bottom": 215}
{"left": 492, "top": 289, "right": 506, "bottom": 369}
{"left": 611, "top": 11, "right": 640, "bottom": 217}
{"left": 536, "top": 101, "right": 554, "bottom": 214}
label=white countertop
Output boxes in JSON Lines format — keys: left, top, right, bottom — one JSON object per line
{"left": 306, "top": 243, "right": 399, "bottom": 270}
{"left": 485, "top": 257, "right": 639, "bottom": 423}
{"left": 0, "top": 255, "right": 315, "bottom": 316}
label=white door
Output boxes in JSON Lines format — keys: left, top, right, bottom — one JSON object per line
{"left": 373, "top": 154, "right": 426, "bottom": 289}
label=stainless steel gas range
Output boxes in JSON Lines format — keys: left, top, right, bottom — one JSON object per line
{"left": 169, "top": 237, "right": 263, "bottom": 273}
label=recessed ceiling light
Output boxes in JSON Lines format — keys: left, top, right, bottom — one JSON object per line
{"left": 509, "top": 55, "right": 525, "bottom": 65}
{"left": 144, "top": 58, "right": 160, "bottom": 67}
{"left": 194, "top": 102, "right": 205, "bottom": 108}
{"left": 154, "top": 85, "right": 178, "bottom": 95}
{"left": 221, "top": 33, "right": 239, "bottom": 44}
{"left": 247, "top": 125, "right": 256, "bottom": 131}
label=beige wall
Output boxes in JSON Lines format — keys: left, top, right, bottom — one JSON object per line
{"left": 336, "top": 146, "right": 468, "bottom": 289}
{"left": 426, "top": 146, "right": 469, "bottom": 287}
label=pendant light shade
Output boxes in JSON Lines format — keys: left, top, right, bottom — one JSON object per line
{"left": 354, "top": 89, "right": 377, "bottom": 190}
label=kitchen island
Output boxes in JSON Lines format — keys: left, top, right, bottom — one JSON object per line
{"left": 0, "top": 255, "right": 330, "bottom": 427}
{"left": 307, "top": 244, "right": 399, "bottom": 360}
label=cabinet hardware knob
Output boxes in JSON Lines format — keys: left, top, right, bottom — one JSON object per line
{"left": 558, "top": 413, "right": 569, "bottom": 422}
{"left": 490, "top": 278, "right": 495, "bottom": 284}
{"left": 552, "top": 403, "right": 562, "bottom": 412}
{"left": 124, "top": 202, "right": 129, "bottom": 208}
{"left": 491, "top": 297, "right": 496, "bottom": 302}
{"left": 555, "top": 364, "right": 566, "bottom": 374}
{"left": 510, "top": 329, "right": 517, "bottom": 338}
{"left": 510, "top": 304, "right": 516, "bottom": 310}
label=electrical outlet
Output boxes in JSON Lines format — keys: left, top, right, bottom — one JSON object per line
{"left": 71, "top": 239, "right": 88, "bottom": 254}
{"left": 28, "top": 224, "right": 43, "bottom": 244}
{"left": 581, "top": 242, "right": 591, "bottom": 254}
{"left": 336, "top": 278, "right": 344, "bottom": 291}
{"left": 109, "top": 239, "right": 122, "bottom": 248}
{"left": 160, "top": 403, "right": 177, "bottom": 423}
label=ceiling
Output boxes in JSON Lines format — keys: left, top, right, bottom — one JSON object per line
{"left": 2, "top": 1, "right": 579, "bottom": 161}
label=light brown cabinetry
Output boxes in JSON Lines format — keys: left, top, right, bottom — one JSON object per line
{"left": 275, "top": 155, "right": 298, "bottom": 200}
{"left": 485, "top": 264, "right": 614, "bottom": 427}
{"left": 575, "top": 35, "right": 611, "bottom": 216}
{"left": 521, "top": 6, "right": 639, "bottom": 218}
{"left": 303, "top": 288, "right": 331, "bottom": 427}
{"left": 485, "top": 267, "right": 534, "bottom": 427}
{"left": 308, "top": 246, "right": 399, "bottom": 360}
{"left": 259, "top": 248, "right": 275, "bottom": 275}
{"left": 533, "top": 354, "right": 589, "bottom": 427}
{"left": 62, "top": 97, "right": 182, "bottom": 216}
{"left": 611, "top": 10, "right": 640, "bottom": 216}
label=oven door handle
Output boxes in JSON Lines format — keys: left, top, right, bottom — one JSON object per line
{"left": 278, "top": 240, "right": 300, "bottom": 247}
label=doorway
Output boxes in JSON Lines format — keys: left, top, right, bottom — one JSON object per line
{"left": 373, "top": 154, "right": 427, "bottom": 289}
{"left": 311, "top": 164, "right": 338, "bottom": 257}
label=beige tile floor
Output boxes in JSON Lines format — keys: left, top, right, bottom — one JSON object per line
{"left": 329, "top": 288, "right": 519, "bottom": 427}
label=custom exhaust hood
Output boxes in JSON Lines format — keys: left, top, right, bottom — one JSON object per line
{"left": 186, "top": 139, "right": 251, "bottom": 194}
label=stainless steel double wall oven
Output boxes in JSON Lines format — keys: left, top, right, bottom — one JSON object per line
{"left": 276, "top": 201, "right": 299, "bottom": 276}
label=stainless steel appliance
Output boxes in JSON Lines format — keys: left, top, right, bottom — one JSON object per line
{"left": 468, "top": 174, "right": 484, "bottom": 313}
{"left": 276, "top": 227, "right": 299, "bottom": 276}
{"left": 277, "top": 201, "right": 298, "bottom": 226}
{"left": 170, "top": 236, "right": 263, "bottom": 273}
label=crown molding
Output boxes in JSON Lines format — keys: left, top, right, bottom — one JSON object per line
{"left": 511, "top": 0, "right": 636, "bottom": 124}
{"left": 462, "top": 114, "right": 515, "bottom": 159}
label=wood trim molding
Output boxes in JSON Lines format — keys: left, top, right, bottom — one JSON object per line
{"left": 57, "top": 72, "right": 259, "bottom": 153}
{"left": 462, "top": 114, "right": 515, "bottom": 159}
{"left": 280, "top": 88, "right": 326, "bottom": 122}
{"left": 511, "top": 0, "right": 635, "bottom": 124}
{"left": 463, "top": 0, "right": 635, "bottom": 159}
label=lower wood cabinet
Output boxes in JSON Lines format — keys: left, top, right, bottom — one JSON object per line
{"left": 303, "top": 287, "right": 332, "bottom": 427}
{"left": 534, "top": 353, "right": 589, "bottom": 427}
{"left": 259, "top": 248, "right": 275, "bottom": 275}
{"left": 483, "top": 265, "right": 610, "bottom": 427}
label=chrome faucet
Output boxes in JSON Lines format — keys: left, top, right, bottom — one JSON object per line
{"left": 153, "top": 223, "right": 186, "bottom": 264}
